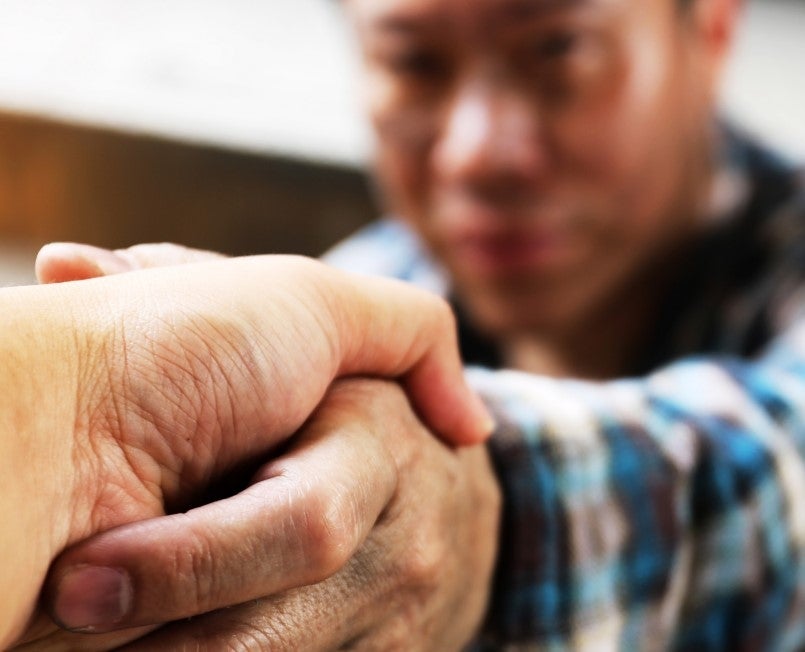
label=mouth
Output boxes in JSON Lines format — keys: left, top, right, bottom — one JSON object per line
{"left": 435, "top": 200, "right": 576, "bottom": 277}
{"left": 449, "top": 229, "right": 569, "bottom": 277}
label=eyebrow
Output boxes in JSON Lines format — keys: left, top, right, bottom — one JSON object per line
{"left": 370, "top": 0, "right": 592, "bottom": 34}
{"left": 498, "top": 0, "right": 591, "bottom": 21}
{"left": 369, "top": 12, "right": 441, "bottom": 36}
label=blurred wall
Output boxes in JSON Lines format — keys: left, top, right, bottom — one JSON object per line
{"left": 722, "top": 0, "right": 805, "bottom": 160}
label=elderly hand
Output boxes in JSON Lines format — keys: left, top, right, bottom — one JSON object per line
{"left": 25, "top": 379, "right": 501, "bottom": 651}
{"left": 4, "top": 247, "right": 492, "bottom": 648}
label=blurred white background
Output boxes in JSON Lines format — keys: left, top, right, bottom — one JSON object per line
{"left": 0, "top": 0, "right": 802, "bottom": 165}
{"left": 0, "top": 0, "right": 368, "bottom": 165}
{"left": 722, "top": 0, "right": 805, "bottom": 162}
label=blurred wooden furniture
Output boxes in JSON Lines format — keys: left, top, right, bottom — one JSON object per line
{"left": 0, "top": 110, "right": 377, "bottom": 258}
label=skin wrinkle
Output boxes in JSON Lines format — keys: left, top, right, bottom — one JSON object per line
{"left": 316, "top": 483, "right": 362, "bottom": 574}
{"left": 141, "top": 512, "right": 221, "bottom": 619}
{"left": 123, "top": 349, "right": 201, "bottom": 506}
{"left": 326, "top": 382, "right": 409, "bottom": 526}
{"left": 325, "top": 387, "right": 473, "bottom": 651}
{"left": 290, "top": 552, "right": 378, "bottom": 648}
{"left": 15, "top": 251, "right": 496, "bottom": 647}
{"left": 258, "top": 470, "right": 319, "bottom": 582}
{"left": 227, "top": 278, "right": 340, "bottom": 448}
{"left": 77, "top": 323, "right": 167, "bottom": 537}
{"left": 226, "top": 490, "right": 279, "bottom": 574}
{"left": 226, "top": 625, "right": 271, "bottom": 652}
{"left": 344, "top": 554, "right": 391, "bottom": 648}
{"left": 79, "top": 303, "right": 246, "bottom": 520}
{"left": 67, "top": 378, "right": 494, "bottom": 651}
{"left": 172, "top": 321, "right": 242, "bottom": 474}
{"left": 68, "top": 307, "right": 122, "bottom": 515}
{"left": 261, "top": 385, "right": 404, "bottom": 591}
{"left": 125, "top": 309, "right": 270, "bottom": 506}
{"left": 300, "top": 266, "right": 347, "bottom": 377}
{"left": 298, "top": 479, "right": 357, "bottom": 581}
{"left": 201, "top": 318, "right": 266, "bottom": 450}
{"left": 235, "top": 610, "right": 294, "bottom": 652}
{"left": 184, "top": 522, "right": 219, "bottom": 617}
{"left": 69, "top": 346, "right": 117, "bottom": 536}
{"left": 128, "top": 326, "right": 200, "bottom": 429}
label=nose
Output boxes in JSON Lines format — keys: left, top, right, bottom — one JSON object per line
{"left": 432, "top": 77, "right": 546, "bottom": 194}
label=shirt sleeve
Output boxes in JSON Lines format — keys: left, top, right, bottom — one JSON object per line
{"left": 469, "top": 321, "right": 805, "bottom": 651}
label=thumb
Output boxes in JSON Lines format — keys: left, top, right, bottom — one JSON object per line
{"left": 336, "top": 274, "right": 495, "bottom": 446}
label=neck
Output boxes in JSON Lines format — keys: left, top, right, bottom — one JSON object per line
{"left": 501, "top": 268, "right": 672, "bottom": 380}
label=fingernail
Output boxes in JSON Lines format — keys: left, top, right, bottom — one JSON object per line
{"left": 71, "top": 244, "right": 135, "bottom": 275}
{"left": 470, "top": 393, "right": 496, "bottom": 442}
{"left": 481, "top": 415, "right": 497, "bottom": 438}
{"left": 52, "top": 565, "right": 132, "bottom": 632}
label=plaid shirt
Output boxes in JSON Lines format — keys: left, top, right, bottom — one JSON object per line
{"left": 324, "top": 126, "right": 805, "bottom": 652}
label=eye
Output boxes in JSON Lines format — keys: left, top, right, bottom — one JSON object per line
{"left": 385, "top": 48, "right": 450, "bottom": 81}
{"left": 532, "top": 31, "right": 582, "bottom": 60}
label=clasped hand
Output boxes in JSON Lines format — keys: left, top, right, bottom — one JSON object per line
{"left": 9, "top": 245, "right": 500, "bottom": 651}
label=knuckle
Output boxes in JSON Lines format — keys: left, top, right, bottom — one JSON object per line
{"left": 298, "top": 488, "right": 357, "bottom": 580}
{"left": 125, "top": 242, "right": 184, "bottom": 266}
{"left": 423, "top": 292, "right": 457, "bottom": 338}
{"left": 223, "top": 629, "right": 272, "bottom": 652}
{"left": 383, "top": 615, "right": 420, "bottom": 651}
{"left": 399, "top": 525, "right": 446, "bottom": 591}
{"left": 259, "top": 617, "right": 303, "bottom": 652}
{"left": 168, "top": 525, "right": 219, "bottom": 614}
{"left": 172, "top": 618, "right": 275, "bottom": 652}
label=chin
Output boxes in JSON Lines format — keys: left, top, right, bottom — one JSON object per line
{"left": 457, "top": 272, "right": 600, "bottom": 337}
{"left": 460, "top": 292, "right": 555, "bottom": 338}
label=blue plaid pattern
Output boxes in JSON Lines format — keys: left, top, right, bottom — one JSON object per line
{"left": 324, "top": 125, "right": 805, "bottom": 651}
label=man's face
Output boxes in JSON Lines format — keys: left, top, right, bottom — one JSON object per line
{"left": 346, "top": 0, "right": 728, "bottom": 336}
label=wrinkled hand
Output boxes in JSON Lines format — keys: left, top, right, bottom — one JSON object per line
{"left": 7, "top": 245, "right": 493, "bottom": 648}
{"left": 35, "top": 242, "right": 492, "bottom": 446}
{"left": 25, "top": 379, "right": 501, "bottom": 651}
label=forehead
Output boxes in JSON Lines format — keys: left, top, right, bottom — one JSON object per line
{"left": 346, "top": 0, "right": 627, "bottom": 32}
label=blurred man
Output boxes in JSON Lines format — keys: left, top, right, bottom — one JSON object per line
{"left": 28, "top": 0, "right": 805, "bottom": 649}
{"left": 334, "top": 0, "right": 734, "bottom": 378}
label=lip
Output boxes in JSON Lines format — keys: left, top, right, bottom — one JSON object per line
{"left": 438, "top": 202, "right": 574, "bottom": 276}
{"left": 433, "top": 192, "right": 577, "bottom": 275}
{"left": 448, "top": 229, "right": 568, "bottom": 276}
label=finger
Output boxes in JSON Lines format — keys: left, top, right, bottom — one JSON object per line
{"left": 336, "top": 273, "right": 494, "bottom": 446}
{"left": 10, "top": 623, "right": 159, "bottom": 651}
{"left": 38, "top": 247, "right": 493, "bottom": 446}
{"left": 114, "top": 554, "right": 378, "bottom": 652}
{"left": 44, "top": 395, "right": 398, "bottom": 633}
{"left": 116, "top": 417, "right": 494, "bottom": 652}
{"left": 35, "top": 242, "right": 224, "bottom": 284}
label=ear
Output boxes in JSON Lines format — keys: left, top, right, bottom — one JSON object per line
{"left": 690, "top": 0, "right": 743, "bottom": 80}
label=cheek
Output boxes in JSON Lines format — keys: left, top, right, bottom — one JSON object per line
{"left": 365, "top": 70, "right": 440, "bottom": 151}
{"left": 552, "top": 84, "right": 658, "bottom": 185}
{"left": 367, "top": 81, "right": 438, "bottom": 217}
{"left": 548, "top": 17, "right": 684, "bottom": 188}
{"left": 373, "top": 142, "right": 428, "bottom": 218}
